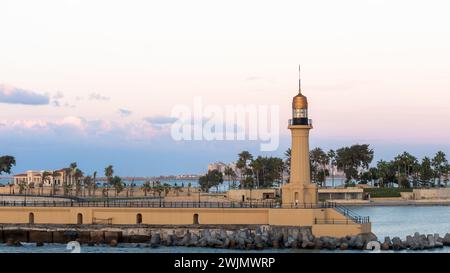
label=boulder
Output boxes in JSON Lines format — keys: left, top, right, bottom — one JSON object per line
{"left": 64, "top": 231, "right": 79, "bottom": 241}
{"left": 339, "top": 243, "right": 349, "bottom": 250}
{"left": 443, "top": 233, "right": 450, "bottom": 246}
{"left": 109, "top": 239, "right": 118, "bottom": 247}
{"left": 405, "top": 235, "right": 414, "bottom": 249}
{"left": 78, "top": 231, "right": 91, "bottom": 244}
{"left": 381, "top": 237, "right": 391, "bottom": 250}
{"left": 36, "top": 241, "right": 44, "bottom": 247}
{"left": 3, "top": 230, "right": 28, "bottom": 243}
{"left": 150, "top": 233, "right": 161, "bottom": 248}
{"left": 105, "top": 231, "right": 122, "bottom": 244}
{"left": 6, "top": 239, "right": 22, "bottom": 247}
{"left": 189, "top": 234, "right": 199, "bottom": 247}
{"left": 353, "top": 235, "right": 365, "bottom": 250}
{"left": 427, "top": 234, "right": 436, "bottom": 248}
{"left": 180, "top": 232, "right": 191, "bottom": 246}
{"left": 124, "top": 235, "right": 150, "bottom": 243}
{"left": 391, "top": 237, "right": 404, "bottom": 250}
{"left": 29, "top": 231, "right": 52, "bottom": 243}
{"left": 90, "top": 231, "right": 105, "bottom": 244}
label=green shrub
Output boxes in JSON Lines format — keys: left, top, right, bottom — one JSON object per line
{"left": 363, "top": 188, "right": 412, "bottom": 198}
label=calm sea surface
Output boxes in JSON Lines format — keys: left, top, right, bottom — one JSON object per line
{"left": 0, "top": 206, "right": 449, "bottom": 253}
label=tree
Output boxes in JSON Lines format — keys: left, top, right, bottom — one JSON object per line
{"left": 0, "top": 155, "right": 16, "bottom": 175}
{"left": 109, "top": 176, "right": 124, "bottom": 196}
{"left": 198, "top": 170, "right": 223, "bottom": 192}
{"left": 187, "top": 182, "right": 192, "bottom": 196}
{"left": 62, "top": 167, "right": 73, "bottom": 196}
{"left": 51, "top": 171, "right": 61, "bottom": 196}
{"left": 336, "top": 144, "right": 374, "bottom": 185}
{"left": 249, "top": 156, "right": 284, "bottom": 188}
{"left": 420, "top": 157, "right": 434, "bottom": 187}
{"left": 173, "top": 183, "right": 183, "bottom": 196}
{"left": 104, "top": 165, "right": 114, "bottom": 180}
{"left": 224, "top": 166, "right": 236, "bottom": 190}
{"left": 393, "top": 151, "right": 418, "bottom": 188}
{"left": 376, "top": 160, "right": 397, "bottom": 188}
{"left": 104, "top": 165, "right": 114, "bottom": 197}
{"left": 249, "top": 159, "right": 263, "bottom": 189}
{"left": 141, "top": 181, "right": 152, "bottom": 196}
{"left": 236, "top": 151, "right": 253, "bottom": 187}
{"left": 163, "top": 183, "right": 172, "bottom": 197}
{"left": 310, "top": 147, "right": 329, "bottom": 186}
{"left": 18, "top": 180, "right": 27, "bottom": 194}
{"left": 153, "top": 181, "right": 164, "bottom": 201}
{"left": 74, "top": 169, "right": 84, "bottom": 196}
{"left": 92, "top": 171, "right": 98, "bottom": 196}
{"left": 327, "top": 149, "right": 337, "bottom": 187}
{"left": 40, "top": 171, "right": 51, "bottom": 195}
{"left": 83, "top": 175, "right": 94, "bottom": 196}
{"left": 432, "top": 151, "right": 448, "bottom": 187}
{"left": 284, "top": 148, "right": 291, "bottom": 183}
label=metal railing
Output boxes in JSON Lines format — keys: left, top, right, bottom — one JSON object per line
{"left": 334, "top": 204, "right": 370, "bottom": 224}
{"left": 0, "top": 200, "right": 336, "bottom": 209}
{"left": 288, "top": 119, "right": 313, "bottom": 126}
{"left": 314, "top": 218, "right": 370, "bottom": 225}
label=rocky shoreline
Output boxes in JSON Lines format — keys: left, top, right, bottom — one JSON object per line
{"left": 1, "top": 225, "right": 450, "bottom": 251}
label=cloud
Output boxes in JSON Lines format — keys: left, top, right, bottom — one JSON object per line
{"left": 0, "top": 84, "right": 49, "bottom": 105}
{"left": 144, "top": 116, "right": 178, "bottom": 126}
{"left": 118, "top": 108, "right": 132, "bottom": 117}
{"left": 53, "top": 91, "right": 64, "bottom": 99}
{"left": 245, "top": 76, "right": 263, "bottom": 81}
{"left": 0, "top": 116, "right": 170, "bottom": 142}
{"left": 89, "top": 92, "right": 110, "bottom": 101}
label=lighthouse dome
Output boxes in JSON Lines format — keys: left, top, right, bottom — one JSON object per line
{"left": 292, "top": 93, "right": 308, "bottom": 109}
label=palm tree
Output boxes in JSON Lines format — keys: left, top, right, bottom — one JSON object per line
{"left": 224, "top": 166, "right": 236, "bottom": 191}
{"left": 74, "top": 169, "right": 84, "bottom": 196}
{"left": 237, "top": 151, "right": 253, "bottom": 188}
{"left": 141, "top": 181, "right": 151, "bottom": 196}
{"left": 83, "top": 175, "right": 94, "bottom": 196}
{"left": 51, "top": 171, "right": 61, "bottom": 196}
{"left": 327, "top": 149, "right": 336, "bottom": 187}
{"left": 110, "top": 176, "right": 124, "bottom": 197}
{"left": 163, "top": 183, "right": 171, "bottom": 197}
{"left": 92, "top": 171, "right": 97, "bottom": 196}
{"left": 62, "top": 167, "right": 73, "bottom": 196}
{"left": 432, "top": 151, "right": 448, "bottom": 187}
{"left": 187, "top": 182, "right": 192, "bottom": 196}
{"left": 173, "top": 183, "right": 183, "bottom": 196}
{"left": 249, "top": 159, "right": 262, "bottom": 189}
{"left": 284, "top": 148, "right": 291, "bottom": 183}
{"left": 104, "top": 165, "right": 114, "bottom": 197}
{"left": 40, "top": 171, "right": 51, "bottom": 195}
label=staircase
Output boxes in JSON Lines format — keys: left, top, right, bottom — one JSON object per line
{"left": 334, "top": 204, "right": 370, "bottom": 224}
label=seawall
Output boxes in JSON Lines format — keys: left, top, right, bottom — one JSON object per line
{"left": 0, "top": 206, "right": 371, "bottom": 237}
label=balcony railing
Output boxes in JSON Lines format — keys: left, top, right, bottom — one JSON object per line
{"left": 0, "top": 200, "right": 335, "bottom": 209}
{"left": 288, "top": 119, "right": 313, "bottom": 126}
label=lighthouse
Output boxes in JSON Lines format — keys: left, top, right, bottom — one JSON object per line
{"left": 282, "top": 67, "right": 318, "bottom": 207}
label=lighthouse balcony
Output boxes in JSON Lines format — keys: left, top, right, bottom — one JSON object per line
{"left": 289, "top": 118, "right": 312, "bottom": 126}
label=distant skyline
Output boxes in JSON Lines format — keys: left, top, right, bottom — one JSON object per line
{"left": 1, "top": 0, "right": 449, "bottom": 176}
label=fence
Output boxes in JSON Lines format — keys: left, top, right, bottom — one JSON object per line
{"left": 0, "top": 200, "right": 337, "bottom": 209}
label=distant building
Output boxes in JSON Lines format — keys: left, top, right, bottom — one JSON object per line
{"left": 207, "top": 162, "right": 241, "bottom": 178}
{"left": 13, "top": 169, "right": 82, "bottom": 187}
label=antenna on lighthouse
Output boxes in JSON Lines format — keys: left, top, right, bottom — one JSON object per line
{"left": 298, "top": 65, "right": 302, "bottom": 94}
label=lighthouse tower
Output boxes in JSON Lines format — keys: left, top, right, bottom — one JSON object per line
{"left": 282, "top": 67, "right": 318, "bottom": 207}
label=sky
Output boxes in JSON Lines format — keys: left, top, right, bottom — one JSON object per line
{"left": 0, "top": 0, "right": 449, "bottom": 176}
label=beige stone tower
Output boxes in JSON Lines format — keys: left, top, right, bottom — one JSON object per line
{"left": 282, "top": 68, "right": 318, "bottom": 207}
